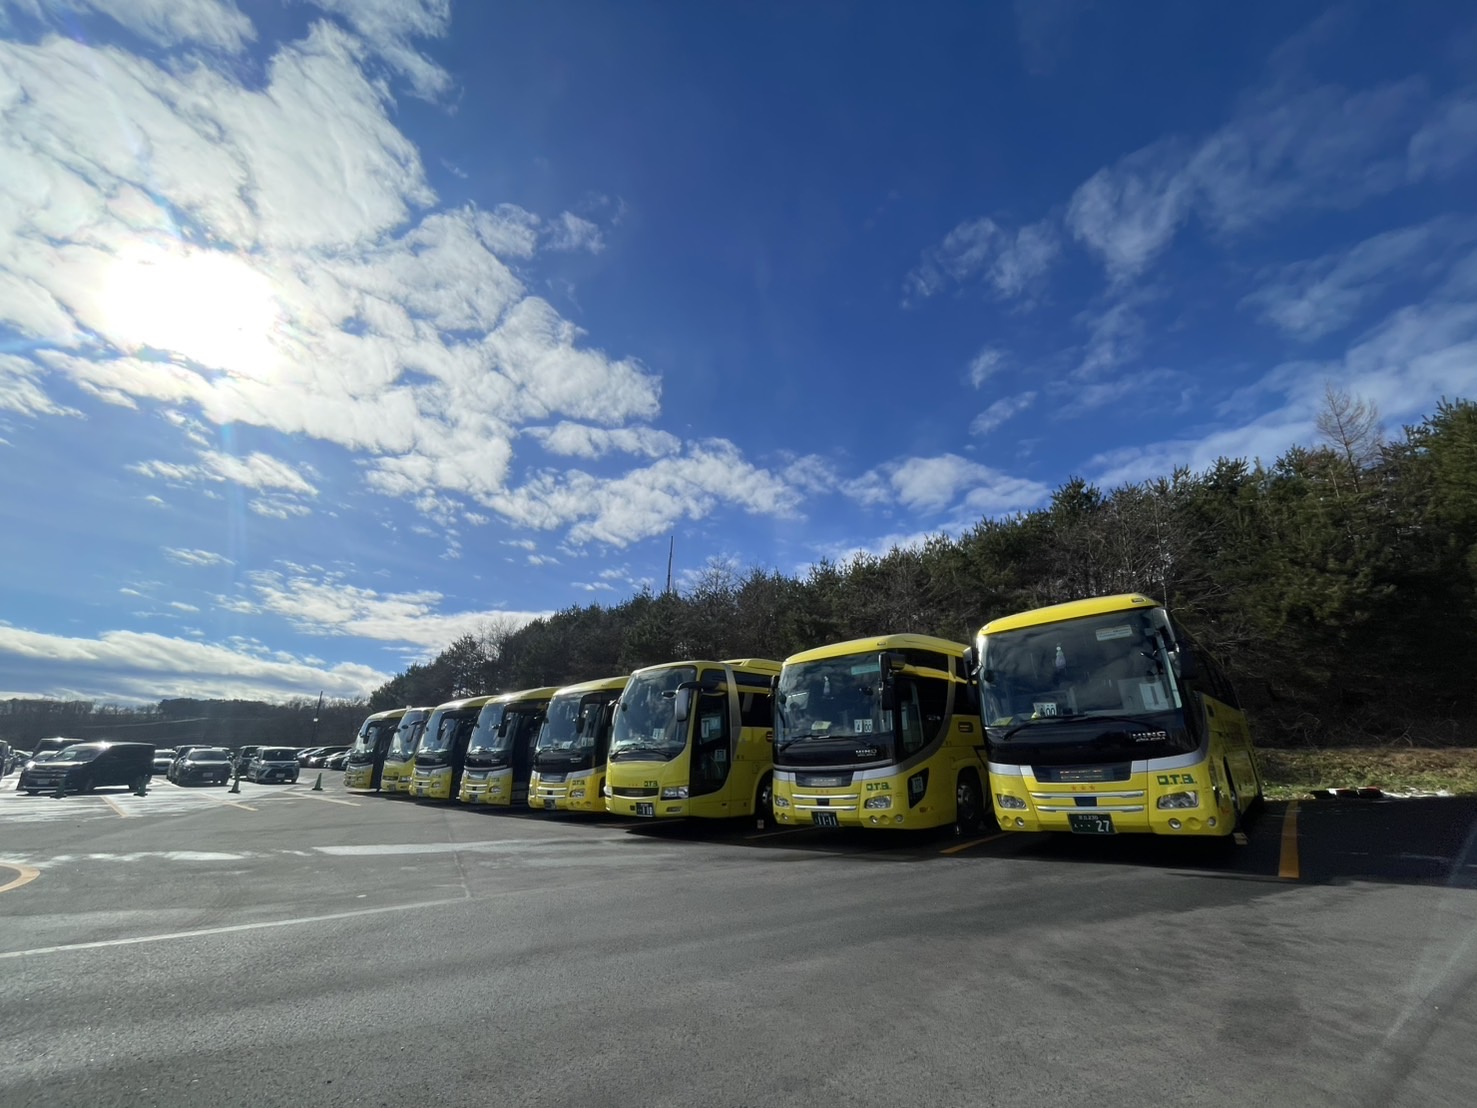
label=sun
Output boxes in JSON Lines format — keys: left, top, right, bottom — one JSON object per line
{"left": 102, "top": 243, "right": 286, "bottom": 379}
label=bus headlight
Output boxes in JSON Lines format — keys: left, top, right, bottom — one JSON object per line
{"left": 996, "top": 794, "right": 1027, "bottom": 810}
{"left": 661, "top": 786, "right": 688, "bottom": 800}
{"left": 1157, "top": 791, "right": 1199, "bottom": 809}
{"left": 863, "top": 795, "right": 892, "bottom": 810}
{"left": 773, "top": 796, "right": 789, "bottom": 808}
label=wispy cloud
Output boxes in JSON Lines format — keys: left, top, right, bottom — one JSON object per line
{"left": 306, "top": 0, "right": 454, "bottom": 101}
{"left": 164, "top": 547, "right": 234, "bottom": 568}
{"left": 905, "top": 216, "right": 1059, "bottom": 303}
{"left": 845, "top": 453, "right": 1049, "bottom": 516}
{"left": 10, "top": 0, "right": 257, "bottom": 53}
{"left": 970, "top": 392, "right": 1037, "bottom": 435}
{"left": 966, "top": 346, "right": 1007, "bottom": 388}
{"left": 1243, "top": 216, "right": 1477, "bottom": 340}
{"left": 545, "top": 211, "right": 606, "bottom": 254}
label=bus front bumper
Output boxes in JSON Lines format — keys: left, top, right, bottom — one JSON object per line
{"left": 529, "top": 771, "right": 602, "bottom": 813}
{"left": 411, "top": 767, "right": 453, "bottom": 800}
{"left": 991, "top": 778, "right": 1229, "bottom": 836}
{"left": 343, "top": 764, "right": 375, "bottom": 790}
{"left": 459, "top": 769, "right": 512, "bottom": 806}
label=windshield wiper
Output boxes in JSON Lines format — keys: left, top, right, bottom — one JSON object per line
{"left": 775, "top": 731, "right": 836, "bottom": 751}
{"left": 994, "top": 712, "right": 1164, "bottom": 741}
{"left": 610, "top": 745, "right": 676, "bottom": 760}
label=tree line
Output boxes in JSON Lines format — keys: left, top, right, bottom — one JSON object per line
{"left": 369, "top": 396, "right": 1476, "bottom": 748}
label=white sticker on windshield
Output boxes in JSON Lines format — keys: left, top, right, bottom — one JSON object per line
{"left": 1140, "top": 683, "right": 1169, "bottom": 711}
{"left": 650, "top": 728, "right": 664, "bottom": 742}
{"left": 1095, "top": 625, "right": 1133, "bottom": 641}
{"left": 1032, "top": 701, "right": 1059, "bottom": 717}
{"left": 856, "top": 718, "right": 873, "bottom": 733}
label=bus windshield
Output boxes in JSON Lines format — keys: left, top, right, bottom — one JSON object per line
{"left": 776, "top": 655, "right": 891, "bottom": 757}
{"left": 609, "top": 666, "right": 695, "bottom": 762}
{"left": 979, "top": 609, "right": 1195, "bottom": 764}
{"left": 419, "top": 710, "right": 478, "bottom": 756}
{"left": 536, "top": 692, "right": 616, "bottom": 759}
{"left": 352, "top": 717, "right": 398, "bottom": 755}
{"left": 469, "top": 702, "right": 546, "bottom": 758}
{"left": 388, "top": 712, "right": 427, "bottom": 758}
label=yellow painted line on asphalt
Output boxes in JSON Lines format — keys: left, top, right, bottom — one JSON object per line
{"left": 0, "top": 862, "right": 41, "bottom": 895}
{"left": 1278, "top": 800, "right": 1300, "bottom": 880}
{"left": 101, "top": 796, "right": 131, "bottom": 818}
{"left": 941, "top": 831, "right": 1011, "bottom": 855}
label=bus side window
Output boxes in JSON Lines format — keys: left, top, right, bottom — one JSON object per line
{"left": 738, "top": 690, "right": 774, "bottom": 728}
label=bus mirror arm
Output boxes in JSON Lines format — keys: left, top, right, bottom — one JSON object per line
{"left": 963, "top": 645, "right": 979, "bottom": 677}
{"left": 1173, "top": 644, "right": 1199, "bottom": 681}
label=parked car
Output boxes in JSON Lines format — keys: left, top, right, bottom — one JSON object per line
{"left": 172, "top": 748, "right": 233, "bottom": 787}
{"left": 295, "top": 746, "right": 326, "bottom": 766}
{"left": 246, "top": 747, "right": 300, "bottom": 784}
{"left": 324, "top": 749, "right": 350, "bottom": 770}
{"left": 301, "top": 746, "right": 350, "bottom": 769}
{"left": 166, "top": 745, "right": 211, "bottom": 782}
{"left": 18, "top": 742, "right": 155, "bottom": 795}
{"left": 16, "top": 737, "right": 88, "bottom": 790}
{"left": 233, "top": 746, "right": 261, "bottom": 775}
{"left": 152, "top": 748, "right": 178, "bottom": 775}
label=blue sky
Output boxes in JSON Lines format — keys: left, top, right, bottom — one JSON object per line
{"left": 1, "top": 0, "right": 1474, "bottom": 704}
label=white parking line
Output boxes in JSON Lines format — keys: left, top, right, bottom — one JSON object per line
{"left": 0, "top": 895, "right": 477, "bottom": 960}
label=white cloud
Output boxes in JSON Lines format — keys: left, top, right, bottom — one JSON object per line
{"left": 169, "top": 601, "right": 200, "bottom": 612}
{"left": 1068, "top": 68, "right": 1432, "bottom": 280}
{"left": 1055, "top": 368, "right": 1180, "bottom": 417}
{"left": 6, "top": 0, "right": 256, "bottom": 52}
{"left": 970, "top": 392, "right": 1037, "bottom": 435}
{"left": 492, "top": 440, "right": 802, "bottom": 547}
{"left": 306, "top": 0, "right": 452, "bottom": 101}
{"left": 906, "top": 217, "right": 1059, "bottom": 302}
{"left": 1243, "top": 217, "right": 1477, "bottom": 340}
{"left": 846, "top": 453, "right": 1050, "bottom": 516}
{"left": 545, "top": 211, "right": 605, "bottom": 254}
{"left": 1013, "top": 0, "right": 1094, "bottom": 77}
{"left": 1408, "top": 90, "right": 1477, "bottom": 181}
{"left": 241, "top": 568, "right": 549, "bottom": 650}
{"left": 0, "top": 353, "right": 81, "bottom": 417}
{"left": 781, "top": 454, "right": 839, "bottom": 494}
{"left": 525, "top": 422, "right": 679, "bottom": 459}
{"left": 0, "top": 624, "right": 387, "bottom": 704}
{"left": 249, "top": 496, "right": 313, "bottom": 520}
{"left": 132, "top": 450, "right": 317, "bottom": 497}
{"left": 967, "top": 346, "right": 1007, "bottom": 388}
{"left": 163, "top": 547, "right": 234, "bottom": 568}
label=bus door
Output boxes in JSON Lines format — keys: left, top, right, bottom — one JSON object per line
{"left": 689, "top": 684, "right": 733, "bottom": 815}
{"left": 510, "top": 710, "right": 543, "bottom": 805}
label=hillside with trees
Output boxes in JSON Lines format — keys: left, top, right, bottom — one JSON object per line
{"left": 369, "top": 396, "right": 1477, "bottom": 748}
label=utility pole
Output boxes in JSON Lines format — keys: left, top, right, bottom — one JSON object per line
{"left": 665, "top": 535, "right": 675, "bottom": 595}
{"left": 310, "top": 690, "right": 323, "bottom": 747}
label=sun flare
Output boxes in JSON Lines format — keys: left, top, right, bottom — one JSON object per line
{"left": 102, "top": 244, "right": 285, "bottom": 379}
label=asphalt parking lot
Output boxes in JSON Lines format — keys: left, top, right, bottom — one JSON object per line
{"left": 2, "top": 772, "right": 1474, "bottom": 1107}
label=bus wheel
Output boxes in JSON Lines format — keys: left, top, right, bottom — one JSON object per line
{"left": 755, "top": 773, "right": 775, "bottom": 830}
{"left": 955, "top": 770, "right": 985, "bottom": 836}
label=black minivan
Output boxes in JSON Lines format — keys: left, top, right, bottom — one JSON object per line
{"left": 19, "top": 742, "right": 155, "bottom": 795}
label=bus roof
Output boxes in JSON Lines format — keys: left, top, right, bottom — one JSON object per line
{"left": 784, "top": 633, "right": 969, "bottom": 667}
{"left": 631, "top": 658, "right": 782, "bottom": 678}
{"left": 549, "top": 674, "right": 629, "bottom": 698}
{"left": 429, "top": 695, "right": 497, "bottom": 713}
{"left": 979, "top": 593, "right": 1161, "bottom": 635}
{"left": 489, "top": 686, "right": 561, "bottom": 706}
{"left": 365, "top": 707, "right": 410, "bottom": 722}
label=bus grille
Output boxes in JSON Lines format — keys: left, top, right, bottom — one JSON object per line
{"left": 613, "top": 787, "right": 659, "bottom": 798}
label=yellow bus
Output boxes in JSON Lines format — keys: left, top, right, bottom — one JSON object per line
{"left": 972, "top": 593, "right": 1263, "bottom": 838}
{"left": 528, "top": 675, "right": 628, "bottom": 814}
{"left": 343, "top": 707, "right": 408, "bottom": 791}
{"left": 379, "top": 707, "right": 432, "bottom": 795}
{"left": 457, "top": 687, "right": 559, "bottom": 807}
{"left": 605, "top": 658, "right": 780, "bottom": 822}
{"left": 411, "top": 695, "right": 494, "bottom": 801}
{"left": 771, "top": 635, "right": 989, "bottom": 832}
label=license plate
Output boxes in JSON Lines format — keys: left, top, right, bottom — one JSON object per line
{"left": 1068, "top": 812, "right": 1115, "bottom": 834}
{"left": 543, "top": 798, "right": 557, "bottom": 810}
{"left": 635, "top": 802, "right": 654, "bottom": 817}
{"left": 812, "top": 812, "right": 840, "bottom": 828}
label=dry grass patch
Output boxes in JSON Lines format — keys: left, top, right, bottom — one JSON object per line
{"left": 1259, "top": 747, "right": 1477, "bottom": 798}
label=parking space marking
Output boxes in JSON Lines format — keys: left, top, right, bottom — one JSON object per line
{"left": 0, "top": 895, "right": 479, "bottom": 960}
{"left": 188, "top": 791, "right": 258, "bottom": 813}
{"left": 940, "top": 832, "right": 1010, "bottom": 855}
{"left": 0, "top": 862, "right": 41, "bottom": 895}
{"left": 286, "top": 791, "right": 359, "bottom": 807}
{"left": 1278, "top": 800, "right": 1300, "bottom": 880}
{"left": 101, "top": 796, "right": 131, "bottom": 818}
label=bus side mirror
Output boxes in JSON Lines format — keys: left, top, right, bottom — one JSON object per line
{"left": 1174, "top": 645, "right": 1199, "bottom": 681}
{"left": 963, "top": 646, "right": 979, "bottom": 678}
{"left": 674, "top": 686, "right": 694, "bottom": 723}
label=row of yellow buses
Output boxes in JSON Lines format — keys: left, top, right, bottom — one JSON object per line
{"left": 344, "top": 593, "right": 1265, "bottom": 841}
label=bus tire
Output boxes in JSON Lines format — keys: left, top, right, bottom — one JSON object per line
{"left": 1223, "top": 758, "right": 1243, "bottom": 836}
{"left": 755, "top": 773, "right": 775, "bottom": 830}
{"left": 954, "top": 770, "right": 985, "bottom": 836}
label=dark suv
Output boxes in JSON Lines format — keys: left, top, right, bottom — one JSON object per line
{"left": 19, "top": 742, "right": 155, "bottom": 795}
{"left": 172, "top": 748, "right": 233, "bottom": 787}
